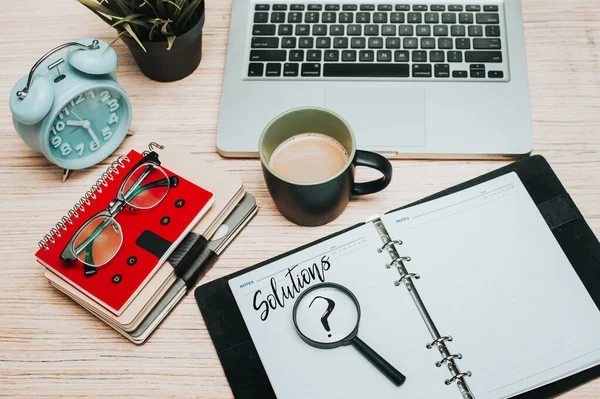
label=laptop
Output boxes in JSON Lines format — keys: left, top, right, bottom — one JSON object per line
{"left": 216, "top": 0, "right": 533, "bottom": 159}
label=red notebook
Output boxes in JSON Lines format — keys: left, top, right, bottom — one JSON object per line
{"left": 36, "top": 150, "right": 213, "bottom": 315}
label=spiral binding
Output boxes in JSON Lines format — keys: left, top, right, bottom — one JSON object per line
{"left": 371, "top": 217, "right": 475, "bottom": 399}
{"left": 38, "top": 143, "right": 163, "bottom": 251}
{"left": 143, "top": 142, "right": 164, "bottom": 156}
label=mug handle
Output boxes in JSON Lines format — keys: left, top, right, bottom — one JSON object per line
{"left": 351, "top": 150, "right": 393, "bottom": 196}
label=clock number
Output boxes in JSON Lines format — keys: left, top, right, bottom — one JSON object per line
{"left": 87, "top": 90, "right": 95, "bottom": 99}
{"left": 102, "top": 127, "right": 113, "bottom": 141}
{"left": 75, "top": 93, "right": 85, "bottom": 105}
{"left": 55, "top": 121, "right": 65, "bottom": 132}
{"left": 90, "top": 141, "right": 100, "bottom": 152}
{"left": 107, "top": 99, "right": 120, "bottom": 112}
{"left": 50, "top": 127, "right": 57, "bottom": 135}
{"left": 100, "top": 90, "right": 111, "bottom": 103}
{"left": 51, "top": 135, "right": 62, "bottom": 148}
{"left": 75, "top": 143, "right": 85, "bottom": 156}
{"left": 109, "top": 113, "right": 119, "bottom": 125}
{"left": 58, "top": 107, "right": 70, "bottom": 120}
{"left": 60, "top": 143, "right": 72, "bottom": 156}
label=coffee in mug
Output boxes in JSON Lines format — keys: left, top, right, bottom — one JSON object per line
{"left": 259, "top": 107, "right": 393, "bottom": 226}
{"left": 268, "top": 133, "right": 349, "bottom": 183}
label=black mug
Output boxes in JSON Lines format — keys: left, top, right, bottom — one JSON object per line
{"left": 259, "top": 107, "right": 393, "bottom": 226}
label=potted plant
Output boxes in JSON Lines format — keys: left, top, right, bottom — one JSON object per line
{"left": 77, "top": 0, "right": 206, "bottom": 82}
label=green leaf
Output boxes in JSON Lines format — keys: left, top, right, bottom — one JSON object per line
{"left": 152, "top": 17, "right": 171, "bottom": 23}
{"left": 76, "top": 0, "right": 203, "bottom": 42}
{"left": 162, "top": 0, "right": 181, "bottom": 11}
{"left": 110, "top": 0, "right": 135, "bottom": 16}
{"left": 123, "top": 22, "right": 147, "bottom": 52}
{"left": 175, "top": 0, "right": 203, "bottom": 30}
{"left": 166, "top": 35, "right": 176, "bottom": 50}
{"left": 76, "top": 0, "right": 117, "bottom": 17}
{"left": 107, "top": 30, "right": 127, "bottom": 49}
{"left": 160, "top": 19, "right": 173, "bottom": 36}
{"left": 75, "top": 0, "right": 117, "bottom": 25}
{"left": 138, "top": 0, "right": 158, "bottom": 15}
{"left": 110, "top": 13, "right": 146, "bottom": 27}
{"left": 155, "top": 0, "right": 166, "bottom": 15}
{"left": 148, "top": 22, "right": 159, "bottom": 41}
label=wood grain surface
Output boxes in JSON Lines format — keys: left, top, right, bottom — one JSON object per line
{"left": 0, "top": 0, "right": 599, "bottom": 397}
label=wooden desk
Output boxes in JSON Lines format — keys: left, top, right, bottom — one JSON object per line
{"left": 0, "top": 0, "right": 598, "bottom": 397}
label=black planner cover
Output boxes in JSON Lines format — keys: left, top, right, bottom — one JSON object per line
{"left": 195, "top": 155, "right": 600, "bottom": 399}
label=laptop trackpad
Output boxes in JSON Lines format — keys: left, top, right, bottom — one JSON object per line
{"left": 324, "top": 86, "right": 426, "bottom": 149}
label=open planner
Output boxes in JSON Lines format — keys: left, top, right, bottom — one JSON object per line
{"left": 196, "top": 155, "right": 600, "bottom": 399}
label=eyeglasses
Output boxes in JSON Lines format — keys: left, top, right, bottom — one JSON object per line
{"left": 60, "top": 151, "right": 178, "bottom": 275}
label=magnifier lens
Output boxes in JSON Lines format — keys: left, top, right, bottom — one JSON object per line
{"left": 294, "top": 285, "right": 360, "bottom": 345}
{"left": 293, "top": 283, "right": 407, "bottom": 387}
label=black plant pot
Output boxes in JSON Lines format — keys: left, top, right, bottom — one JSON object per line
{"left": 121, "top": 11, "right": 205, "bottom": 82}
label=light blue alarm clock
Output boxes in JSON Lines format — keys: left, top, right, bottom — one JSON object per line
{"left": 9, "top": 39, "right": 132, "bottom": 175}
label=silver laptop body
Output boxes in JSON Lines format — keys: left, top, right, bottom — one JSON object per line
{"left": 216, "top": 0, "right": 532, "bottom": 159}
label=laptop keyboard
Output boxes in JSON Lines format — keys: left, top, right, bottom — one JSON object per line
{"left": 247, "top": 2, "right": 509, "bottom": 80}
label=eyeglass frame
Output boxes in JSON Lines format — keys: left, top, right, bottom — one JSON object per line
{"left": 60, "top": 151, "right": 178, "bottom": 266}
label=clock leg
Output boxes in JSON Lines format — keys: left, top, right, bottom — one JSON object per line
{"left": 126, "top": 128, "right": 136, "bottom": 136}
{"left": 62, "top": 168, "right": 72, "bottom": 183}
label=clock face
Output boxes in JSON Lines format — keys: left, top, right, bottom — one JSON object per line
{"left": 47, "top": 88, "right": 128, "bottom": 165}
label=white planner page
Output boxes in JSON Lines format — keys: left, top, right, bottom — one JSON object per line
{"left": 229, "top": 172, "right": 600, "bottom": 399}
{"left": 382, "top": 172, "right": 600, "bottom": 398}
{"left": 229, "top": 223, "right": 454, "bottom": 398}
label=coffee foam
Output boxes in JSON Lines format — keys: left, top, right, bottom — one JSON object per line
{"left": 269, "top": 133, "right": 349, "bottom": 183}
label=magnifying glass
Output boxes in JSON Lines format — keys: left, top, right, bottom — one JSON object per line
{"left": 292, "top": 282, "right": 406, "bottom": 386}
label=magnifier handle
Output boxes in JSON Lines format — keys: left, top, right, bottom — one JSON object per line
{"left": 352, "top": 336, "right": 406, "bottom": 386}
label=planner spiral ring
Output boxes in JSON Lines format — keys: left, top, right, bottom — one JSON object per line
{"left": 436, "top": 353, "right": 463, "bottom": 367}
{"left": 426, "top": 336, "right": 453, "bottom": 349}
{"left": 394, "top": 273, "right": 420, "bottom": 287}
{"left": 377, "top": 239, "right": 402, "bottom": 253}
{"left": 37, "top": 154, "right": 136, "bottom": 251}
{"left": 385, "top": 256, "right": 411, "bottom": 269}
{"left": 371, "top": 217, "right": 475, "bottom": 399}
{"left": 446, "top": 372, "right": 474, "bottom": 386}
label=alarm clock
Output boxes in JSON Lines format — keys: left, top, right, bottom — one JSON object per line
{"left": 9, "top": 39, "right": 132, "bottom": 175}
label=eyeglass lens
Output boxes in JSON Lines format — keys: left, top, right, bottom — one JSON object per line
{"left": 72, "top": 216, "right": 122, "bottom": 267}
{"left": 294, "top": 285, "right": 360, "bottom": 344}
{"left": 121, "top": 163, "right": 170, "bottom": 209}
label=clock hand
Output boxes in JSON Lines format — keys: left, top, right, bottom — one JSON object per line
{"left": 66, "top": 117, "right": 92, "bottom": 138}
{"left": 66, "top": 120, "right": 87, "bottom": 127}
{"left": 66, "top": 114, "right": 97, "bottom": 143}
{"left": 71, "top": 110, "right": 84, "bottom": 122}
{"left": 70, "top": 110, "right": 97, "bottom": 139}
{"left": 86, "top": 126, "right": 100, "bottom": 144}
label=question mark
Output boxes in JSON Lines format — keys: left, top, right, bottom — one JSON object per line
{"left": 309, "top": 296, "right": 336, "bottom": 337}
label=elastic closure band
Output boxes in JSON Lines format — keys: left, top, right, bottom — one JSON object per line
{"left": 537, "top": 194, "right": 582, "bottom": 230}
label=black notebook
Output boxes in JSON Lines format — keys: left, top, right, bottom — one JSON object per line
{"left": 195, "top": 155, "right": 600, "bottom": 399}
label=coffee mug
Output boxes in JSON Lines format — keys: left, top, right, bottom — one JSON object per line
{"left": 259, "top": 107, "right": 393, "bottom": 226}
